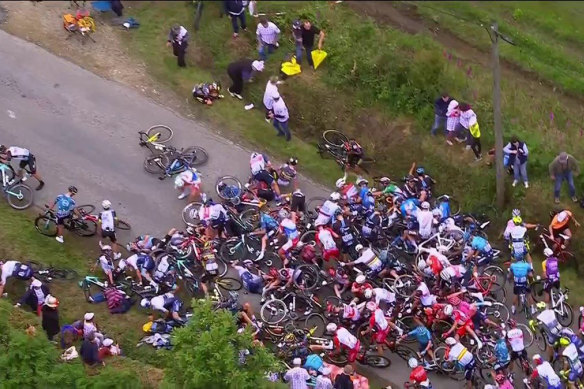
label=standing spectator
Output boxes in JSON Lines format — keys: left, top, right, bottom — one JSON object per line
{"left": 263, "top": 76, "right": 279, "bottom": 122}
{"left": 292, "top": 20, "right": 303, "bottom": 62}
{"left": 284, "top": 357, "right": 311, "bottom": 389}
{"left": 431, "top": 92, "right": 452, "bottom": 135}
{"left": 315, "top": 367, "right": 333, "bottom": 389}
{"left": 300, "top": 19, "right": 325, "bottom": 69}
{"left": 503, "top": 136, "right": 529, "bottom": 188}
{"left": 80, "top": 332, "right": 103, "bottom": 366}
{"left": 15, "top": 278, "right": 50, "bottom": 315}
{"left": 549, "top": 151, "right": 580, "bottom": 203}
{"left": 256, "top": 16, "right": 280, "bottom": 61}
{"left": 167, "top": 24, "right": 189, "bottom": 68}
{"left": 41, "top": 295, "right": 60, "bottom": 341}
{"left": 270, "top": 92, "right": 291, "bottom": 141}
{"left": 224, "top": 0, "right": 247, "bottom": 38}
{"left": 227, "top": 59, "right": 265, "bottom": 99}
{"left": 333, "top": 365, "right": 354, "bottom": 389}
{"left": 459, "top": 103, "right": 482, "bottom": 161}
{"left": 445, "top": 100, "right": 460, "bottom": 146}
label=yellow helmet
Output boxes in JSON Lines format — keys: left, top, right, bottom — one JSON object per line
{"left": 559, "top": 337, "right": 571, "bottom": 347}
{"left": 536, "top": 302, "right": 547, "bottom": 310}
{"left": 142, "top": 322, "right": 153, "bottom": 333}
{"left": 512, "top": 216, "right": 523, "bottom": 225}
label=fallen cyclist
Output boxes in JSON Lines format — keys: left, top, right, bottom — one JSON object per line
{"left": 192, "top": 81, "right": 224, "bottom": 105}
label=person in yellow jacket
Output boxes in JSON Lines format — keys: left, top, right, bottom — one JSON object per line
{"left": 459, "top": 103, "right": 482, "bottom": 161}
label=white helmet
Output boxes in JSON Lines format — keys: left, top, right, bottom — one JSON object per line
{"left": 366, "top": 301, "right": 377, "bottom": 312}
{"left": 364, "top": 289, "right": 373, "bottom": 299}
{"left": 140, "top": 298, "right": 151, "bottom": 308}
{"left": 544, "top": 248, "right": 554, "bottom": 257}
{"left": 330, "top": 192, "right": 341, "bottom": 201}
{"left": 443, "top": 304, "right": 454, "bottom": 316}
{"left": 335, "top": 178, "right": 346, "bottom": 189}
{"left": 445, "top": 337, "right": 457, "bottom": 346}
{"left": 432, "top": 208, "right": 442, "bottom": 217}
{"left": 326, "top": 323, "right": 337, "bottom": 333}
{"left": 356, "top": 274, "right": 366, "bottom": 284}
{"left": 421, "top": 201, "right": 430, "bottom": 210}
{"left": 102, "top": 200, "right": 111, "bottom": 209}
{"left": 101, "top": 244, "right": 112, "bottom": 251}
{"left": 355, "top": 244, "right": 364, "bottom": 252}
{"left": 356, "top": 177, "right": 368, "bottom": 186}
{"left": 278, "top": 209, "right": 289, "bottom": 220}
{"left": 174, "top": 175, "right": 185, "bottom": 189}
{"left": 408, "top": 357, "right": 418, "bottom": 369}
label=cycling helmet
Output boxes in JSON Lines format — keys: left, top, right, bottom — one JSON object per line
{"left": 416, "top": 167, "right": 425, "bottom": 175}
{"left": 512, "top": 215, "right": 523, "bottom": 225}
{"left": 101, "top": 244, "right": 112, "bottom": 251}
{"left": 279, "top": 268, "right": 290, "bottom": 278}
{"left": 278, "top": 209, "right": 289, "bottom": 220}
{"left": 366, "top": 301, "right": 377, "bottom": 312}
{"left": 507, "top": 319, "right": 517, "bottom": 328}
{"left": 101, "top": 200, "right": 111, "bottom": 210}
{"left": 186, "top": 226, "right": 196, "bottom": 235}
{"left": 268, "top": 267, "right": 279, "bottom": 278}
{"left": 356, "top": 178, "right": 368, "bottom": 186}
{"left": 432, "top": 208, "right": 442, "bottom": 217}
{"left": 559, "top": 336, "right": 571, "bottom": 347}
{"left": 364, "top": 289, "right": 373, "bottom": 299}
{"left": 536, "top": 301, "right": 547, "bottom": 310}
{"left": 140, "top": 298, "right": 151, "bottom": 308}
{"left": 355, "top": 274, "right": 366, "bottom": 284}
{"left": 421, "top": 201, "right": 430, "bottom": 210}
{"left": 445, "top": 337, "right": 457, "bottom": 346}
{"left": 335, "top": 178, "right": 346, "bottom": 189}
{"left": 288, "top": 157, "right": 298, "bottom": 166}
{"left": 68, "top": 186, "right": 78, "bottom": 194}
{"left": 330, "top": 192, "right": 341, "bottom": 201}
{"left": 211, "top": 81, "right": 221, "bottom": 91}
{"left": 251, "top": 152, "right": 259, "bottom": 159}
{"left": 408, "top": 357, "right": 418, "bottom": 369}
{"left": 440, "top": 269, "right": 451, "bottom": 282}
{"left": 543, "top": 248, "right": 554, "bottom": 257}
{"left": 512, "top": 208, "right": 521, "bottom": 217}
{"left": 355, "top": 244, "right": 364, "bottom": 252}
{"left": 532, "top": 354, "right": 543, "bottom": 363}
{"left": 443, "top": 304, "right": 453, "bottom": 316}
{"left": 379, "top": 177, "right": 391, "bottom": 184}
{"left": 326, "top": 323, "right": 337, "bottom": 333}
{"left": 242, "top": 259, "right": 254, "bottom": 268}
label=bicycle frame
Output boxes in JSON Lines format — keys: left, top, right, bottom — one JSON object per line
{"left": 138, "top": 131, "right": 168, "bottom": 153}
{"left": 551, "top": 288, "right": 569, "bottom": 317}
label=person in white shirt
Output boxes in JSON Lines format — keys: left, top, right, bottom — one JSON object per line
{"left": 314, "top": 367, "right": 333, "bottom": 389}
{"left": 174, "top": 167, "right": 203, "bottom": 203}
{"left": 256, "top": 16, "right": 280, "bottom": 61}
{"left": 315, "top": 192, "right": 341, "bottom": 226}
{"left": 269, "top": 93, "right": 291, "bottom": 141}
{"left": 98, "top": 200, "right": 122, "bottom": 259}
{"left": 0, "top": 260, "right": 34, "bottom": 297}
{"left": 0, "top": 145, "right": 45, "bottom": 190}
{"left": 403, "top": 201, "right": 433, "bottom": 247}
{"left": 263, "top": 76, "right": 279, "bottom": 122}
{"left": 284, "top": 357, "right": 311, "bottom": 389}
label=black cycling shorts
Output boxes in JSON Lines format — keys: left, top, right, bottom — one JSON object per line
{"left": 101, "top": 229, "right": 117, "bottom": 243}
{"left": 347, "top": 153, "right": 362, "bottom": 167}
{"left": 56, "top": 215, "right": 72, "bottom": 226}
{"left": 290, "top": 193, "right": 306, "bottom": 213}
{"left": 513, "top": 284, "right": 530, "bottom": 295}
{"left": 19, "top": 154, "right": 37, "bottom": 174}
{"left": 253, "top": 170, "right": 274, "bottom": 186}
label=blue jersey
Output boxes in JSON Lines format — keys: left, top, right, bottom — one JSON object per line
{"left": 136, "top": 254, "right": 155, "bottom": 272}
{"left": 408, "top": 326, "right": 431, "bottom": 344}
{"left": 494, "top": 340, "right": 510, "bottom": 364}
{"left": 471, "top": 236, "right": 492, "bottom": 253}
{"left": 400, "top": 198, "right": 419, "bottom": 217}
{"left": 163, "top": 294, "right": 183, "bottom": 313}
{"left": 54, "top": 194, "right": 76, "bottom": 218}
{"left": 510, "top": 261, "right": 531, "bottom": 284}
{"left": 260, "top": 213, "right": 278, "bottom": 231}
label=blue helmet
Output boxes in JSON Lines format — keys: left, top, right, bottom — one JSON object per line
{"left": 416, "top": 167, "right": 425, "bottom": 175}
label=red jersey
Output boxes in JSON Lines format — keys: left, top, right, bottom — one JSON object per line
{"left": 351, "top": 282, "right": 373, "bottom": 296}
{"left": 410, "top": 366, "right": 428, "bottom": 383}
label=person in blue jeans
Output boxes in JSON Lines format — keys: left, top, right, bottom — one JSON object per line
{"left": 224, "top": 0, "right": 247, "bottom": 38}
{"left": 299, "top": 19, "right": 325, "bottom": 69}
{"left": 431, "top": 92, "right": 452, "bottom": 135}
{"left": 503, "top": 136, "right": 529, "bottom": 188}
{"left": 549, "top": 151, "right": 580, "bottom": 203}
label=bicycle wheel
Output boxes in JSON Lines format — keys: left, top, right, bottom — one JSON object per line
{"left": 516, "top": 323, "right": 534, "bottom": 349}
{"left": 216, "top": 276, "right": 242, "bottom": 291}
{"left": 182, "top": 146, "right": 209, "bottom": 166}
{"left": 115, "top": 219, "right": 131, "bottom": 231}
{"left": 322, "top": 130, "right": 348, "bottom": 148}
{"left": 239, "top": 208, "right": 260, "bottom": 230}
{"left": 364, "top": 354, "right": 391, "bottom": 368}
{"left": 75, "top": 204, "right": 95, "bottom": 216}
{"left": 72, "top": 219, "right": 97, "bottom": 237}
{"left": 299, "top": 230, "right": 317, "bottom": 246}
{"left": 393, "top": 274, "right": 418, "bottom": 298}
{"left": 484, "top": 302, "right": 509, "bottom": 323}
{"left": 144, "top": 154, "right": 169, "bottom": 174}
{"left": 52, "top": 268, "right": 78, "bottom": 281}
{"left": 215, "top": 176, "right": 242, "bottom": 201}
{"left": 216, "top": 258, "right": 228, "bottom": 278}
{"left": 554, "top": 299, "right": 574, "bottom": 327}
{"left": 304, "top": 313, "right": 327, "bottom": 338}
{"left": 534, "top": 329, "right": 547, "bottom": 352}
{"left": 294, "top": 264, "right": 320, "bottom": 291}
{"left": 146, "top": 125, "right": 173, "bottom": 143}
{"left": 6, "top": 183, "right": 33, "bottom": 210}
{"left": 482, "top": 265, "right": 506, "bottom": 291}
{"left": 306, "top": 197, "right": 326, "bottom": 220}
{"left": 182, "top": 202, "right": 203, "bottom": 226}
{"left": 324, "top": 352, "right": 348, "bottom": 366}
{"left": 260, "top": 252, "right": 282, "bottom": 273}
{"left": 433, "top": 346, "right": 458, "bottom": 375}
{"left": 261, "top": 299, "right": 288, "bottom": 324}
{"left": 35, "top": 216, "right": 58, "bottom": 237}
{"left": 393, "top": 344, "right": 417, "bottom": 361}
{"left": 183, "top": 277, "right": 199, "bottom": 296}
{"left": 219, "top": 238, "right": 245, "bottom": 263}
{"left": 530, "top": 279, "right": 546, "bottom": 302}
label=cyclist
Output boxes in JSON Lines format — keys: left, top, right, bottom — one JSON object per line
{"left": 325, "top": 300, "right": 366, "bottom": 326}
{"left": 249, "top": 152, "right": 281, "bottom": 200}
{"left": 503, "top": 209, "right": 529, "bottom": 242}
{"left": 251, "top": 210, "right": 279, "bottom": 261}
{"left": 315, "top": 223, "right": 340, "bottom": 262}
{"left": 549, "top": 209, "right": 580, "bottom": 250}
{"left": 349, "top": 274, "right": 373, "bottom": 304}
{"left": 542, "top": 247, "right": 561, "bottom": 304}
{"left": 140, "top": 290, "right": 183, "bottom": 322}
{"left": 398, "top": 325, "right": 434, "bottom": 364}
{"left": 439, "top": 263, "right": 469, "bottom": 288}
{"left": 534, "top": 302, "right": 564, "bottom": 360}
{"left": 276, "top": 209, "right": 300, "bottom": 266}
{"left": 198, "top": 198, "right": 228, "bottom": 239}
{"left": 328, "top": 265, "right": 351, "bottom": 299}
{"left": 152, "top": 253, "right": 176, "bottom": 290}
{"left": 0, "top": 260, "right": 35, "bottom": 297}
{"left": 360, "top": 301, "right": 402, "bottom": 356}
{"left": 98, "top": 200, "right": 122, "bottom": 259}
{"left": 344, "top": 138, "right": 365, "bottom": 174}
{"left": 404, "top": 201, "right": 433, "bottom": 247}
{"left": 51, "top": 185, "right": 79, "bottom": 244}
{"left": 174, "top": 167, "right": 203, "bottom": 203}
{"left": 276, "top": 157, "right": 298, "bottom": 189}
{"left": 0, "top": 145, "right": 45, "bottom": 190}
{"left": 130, "top": 234, "right": 163, "bottom": 252}
{"left": 494, "top": 374, "right": 513, "bottom": 389}
{"left": 410, "top": 163, "right": 435, "bottom": 201}
{"left": 509, "top": 257, "right": 535, "bottom": 315}
{"left": 488, "top": 336, "right": 510, "bottom": 383}
{"left": 119, "top": 252, "right": 158, "bottom": 291}
{"left": 91, "top": 244, "right": 116, "bottom": 285}
{"left": 341, "top": 244, "right": 384, "bottom": 278}
{"left": 402, "top": 175, "right": 422, "bottom": 201}
{"left": 562, "top": 339, "right": 584, "bottom": 389}
{"left": 464, "top": 232, "right": 494, "bottom": 267}
{"left": 289, "top": 188, "right": 306, "bottom": 217}
{"left": 442, "top": 304, "right": 483, "bottom": 349}
{"left": 332, "top": 209, "right": 359, "bottom": 261}
{"left": 528, "top": 354, "right": 562, "bottom": 389}
{"left": 199, "top": 242, "right": 220, "bottom": 298}
{"left": 232, "top": 260, "right": 265, "bottom": 294}
{"left": 506, "top": 319, "right": 528, "bottom": 373}
{"left": 260, "top": 267, "right": 286, "bottom": 304}
{"left": 314, "top": 192, "right": 341, "bottom": 227}
{"left": 365, "top": 287, "right": 396, "bottom": 311}
{"left": 508, "top": 215, "right": 537, "bottom": 263}
{"left": 323, "top": 322, "right": 361, "bottom": 371}
{"left": 444, "top": 337, "right": 476, "bottom": 389}
{"left": 372, "top": 177, "right": 403, "bottom": 201}
{"left": 192, "top": 81, "right": 223, "bottom": 105}
{"left": 361, "top": 206, "right": 383, "bottom": 243}
{"left": 335, "top": 177, "right": 359, "bottom": 204}
{"left": 407, "top": 358, "right": 433, "bottom": 389}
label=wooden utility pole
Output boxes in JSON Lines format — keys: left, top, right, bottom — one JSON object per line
{"left": 491, "top": 22, "right": 505, "bottom": 208}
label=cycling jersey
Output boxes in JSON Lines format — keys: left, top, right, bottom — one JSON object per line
{"left": 509, "top": 225, "right": 528, "bottom": 257}
{"left": 447, "top": 343, "right": 473, "bottom": 366}
{"left": 354, "top": 248, "right": 382, "bottom": 271}
{"left": 123, "top": 254, "right": 155, "bottom": 275}
{"left": 506, "top": 327, "right": 525, "bottom": 352}
{"left": 342, "top": 304, "right": 361, "bottom": 322}
{"left": 153, "top": 254, "right": 172, "bottom": 282}
{"left": 494, "top": 339, "right": 510, "bottom": 365}
{"left": 315, "top": 200, "right": 340, "bottom": 226}
{"left": 54, "top": 194, "right": 76, "bottom": 218}
{"left": 564, "top": 343, "right": 584, "bottom": 381}
{"left": 402, "top": 182, "right": 420, "bottom": 199}
{"left": 416, "top": 282, "right": 437, "bottom": 307}
{"left": 362, "top": 213, "right": 381, "bottom": 238}
{"left": 400, "top": 198, "right": 419, "bottom": 217}
{"left": 235, "top": 266, "right": 263, "bottom": 293}
{"left": 410, "top": 366, "right": 431, "bottom": 388}
{"left": 151, "top": 293, "right": 182, "bottom": 313}
{"left": 333, "top": 327, "right": 359, "bottom": 350}
{"left": 373, "top": 287, "right": 396, "bottom": 306}
{"left": 316, "top": 228, "right": 337, "bottom": 250}
{"left": 532, "top": 361, "right": 562, "bottom": 388}
{"left": 407, "top": 326, "right": 431, "bottom": 345}
{"left": 340, "top": 183, "right": 358, "bottom": 203}
{"left": 279, "top": 218, "right": 299, "bottom": 240}
{"left": 98, "top": 254, "right": 114, "bottom": 272}
{"left": 381, "top": 184, "right": 402, "bottom": 197}
{"left": 442, "top": 264, "right": 466, "bottom": 280}
{"left": 509, "top": 261, "right": 531, "bottom": 285}
{"left": 416, "top": 209, "right": 433, "bottom": 239}
{"left": 333, "top": 219, "right": 355, "bottom": 247}
{"left": 136, "top": 235, "right": 155, "bottom": 250}
{"left": 543, "top": 257, "right": 560, "bottom": 281}
{"left": 177, "top": 169, "right": 201, "bottom": 186}
{"left": 250, "top": 153, "right": 268, "bottom": 175}
{"left": 427, "top": 253, "right": 450, "bottom": 275}
{"left": 7, "top": 146, "right": 30, "bottom": 160}
{"left": 99, "top": 210, "right": 116, "bottom": 232}
{"left": 359, "top": 189, "right": 375, "bottom": 211}
{"left": 1, "top": 261, "right": 30, "bottom": 284}
{"left": 370, "top": 308, "right": 389, "bottom": 331}
{"left": 537, "top": 309, "right": 562, "bottom": 340}
{"left": 260, "top": 213, "right": 278, "bottom": 231}
{"left": 470, "top": 236, "right": 491, "bottom": 253}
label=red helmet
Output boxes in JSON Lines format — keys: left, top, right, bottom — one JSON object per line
{"left": 495, "top": 374, "right": 506, "bottom": 384}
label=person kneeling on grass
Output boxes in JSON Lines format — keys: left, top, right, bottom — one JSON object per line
{"left": 192, "top": 82, "right": 224, "bottom": 105}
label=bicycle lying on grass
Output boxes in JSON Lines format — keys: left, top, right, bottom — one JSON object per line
{"left": 34, "top": 204, "right": 97, "bottom": 237}
{"left": 316, "top": 130, "right": 376, "bottom": 173}
{"left": 0, "top": 162, "right": 34, "bottom": 210}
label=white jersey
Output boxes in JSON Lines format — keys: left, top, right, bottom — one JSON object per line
{"left": 503, "top": 219, "right": 515, "bottom": 240}
{"left": 150, "top": 295, "right": 167, "bottom": 312}
{"left": 509, "top": 225, "right": 528, "bottom": 252}
{"left": 354, "top": 248, "right": 382, "bottom": 271}
{"left": 506, "top": 328, "right": 525, "bottom": 352}
{"left": 7, "top": 146, "right": 30, "bottom": 160}
{"left": 250, "top": 153, "right": 266, "bottom": 175}
{"left": 416, "top": 282, "right": 436, "bottom": 307}
{"left": 178, "top": 170, "right": 201, "bottom": 186}
{"left": 335, "top": 327, "right": 358, "bottom": 349}
{"left": 535, "top": 361, "right": 561, "bottom": 386}
{"left": 537, "top": 309, "right": 560, "bottom": 333}
{"left": 1, "top": 261, "right": 17, "bottom": 284}
{"left": 373, "top": 288, "right": 396, "bottom": 305}
{"left": 315, "top": 200, "right": 339, "bottom": 226}
{"left": 317, "top": 228, "right": 336, "bottom": 250}
{"left": 99, "top": 210, "right": 116, "bottom": 232}
{"left": 342, "top": 304, "right": 361, "bottom": 322}
{"left": 373, "top": 308, "right": 388, "bottom": 331}
{"left": 416, "top": 209, "right": 433, "bottom": 238}
{"left": 447, "top": 343, "right": 473, "bottom": 366}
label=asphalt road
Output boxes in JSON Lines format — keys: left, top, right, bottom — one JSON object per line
{"left": 0, "top": 30, "right": 449, "bottom": 388}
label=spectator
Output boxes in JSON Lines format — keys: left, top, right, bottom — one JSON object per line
{"left": 83, "top": 312, "right": 104, "bottom": 344}
{"left": 15, "top": 278, "right": 50, "bottom": 315}
{"left": 256, "top": 16, "right": 280, "bottom": 61}
{"left": 224, "top": 0, "right": 247, "bottom": 38}
{"left": 284, "top": 357, "right": 311, "bottom": 389}
{"left": 80, "top": 332, "right": 103, "bottom": 366}
{"left": 445, "top": 100, "right": 460, "bottom": 146}
{"left": 431, "top": 92, "right": 452, "bottom": 136}
{"left": 503, "top": 136, "right": 529, "bottom": 188}
{"left": 292, "top": 20, "right": 303, "bottom": 62}
{"left": 166, "top": 24, "right": 189, "bottom": 68}
{"left": 104, "top": 286, "right": 134, "bottom": 314}
{"left": 227, "top": 59, "right": 265, "bottom": 100}
{"left": 315, "top": 367, "right": 333, "bottom": 389}
{"left": 98, "top": 338, "right": 122, "bottom": 360}
{"left": 270, "top": 92, "right": 291, "bottom": 141}
{"left": 263, "top": 76, "right": 279, "bottom": 123}
{"left": 110, "top": 0, "right": 123, "bottom": 17}
{"left": 300, "top": 19, "right": 325, "bottom": 69}
{"left": 333, "top": 365, "right": 354, "bottom": 389}
{"left": 549, "top": 151, "right": 580, "bottom": 203}
{"left": 41, "top": 295, "right": 60, "bottom": 341}
{"left": 459, "top": 103, "right": 482, "bottom": 161}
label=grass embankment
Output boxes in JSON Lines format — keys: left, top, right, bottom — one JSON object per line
{"left": 119, "top": 1, "right": 584, "bottom": 286}
{"left": 0, "top": 203, "right": 165, "bottom": 388}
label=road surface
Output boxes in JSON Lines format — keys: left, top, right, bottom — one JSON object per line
{"left": 0, "top": 30, "right": 447, "bottom": 388}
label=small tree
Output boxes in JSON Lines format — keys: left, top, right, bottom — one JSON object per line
{"left": 164, "top": 299, "right": 281, "bottom": 389}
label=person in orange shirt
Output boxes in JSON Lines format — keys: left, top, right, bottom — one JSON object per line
{"left": 549, "top": 209, "right": 580, "bottom": 249}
